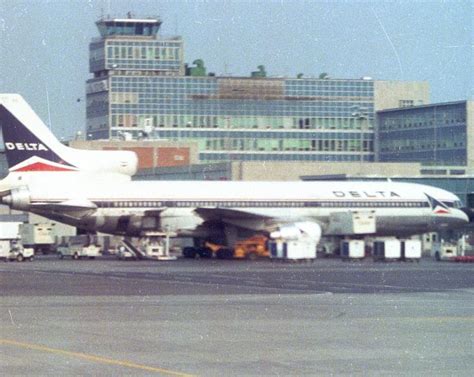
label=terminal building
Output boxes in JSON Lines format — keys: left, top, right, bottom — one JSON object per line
{"left": 86, "top": 15, "right": 429, "bottom": 163}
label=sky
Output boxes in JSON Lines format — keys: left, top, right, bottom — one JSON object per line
{"left": 0, "top": 0, "right": 472, "bottom": 139}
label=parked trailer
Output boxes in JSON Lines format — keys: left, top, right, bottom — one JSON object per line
{"left": 19, "top": 223, "right": 56, "bottom": 254}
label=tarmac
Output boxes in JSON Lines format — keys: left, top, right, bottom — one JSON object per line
{"left": 0, "top": 256, "right": 473, "bottom": 376}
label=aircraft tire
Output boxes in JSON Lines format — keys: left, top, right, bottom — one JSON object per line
{"left": 182, "top": 247, "right": 197, "bottom": 259}
{"left": 247, "top": 252, "right": 257, "bottom": 261}
{"left": 216, "top": 248, "right": 233, "bottom": 259}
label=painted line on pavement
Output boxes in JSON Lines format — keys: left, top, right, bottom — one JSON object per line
{"left": 0, "top": 338, "right": 195, "bottom": 377}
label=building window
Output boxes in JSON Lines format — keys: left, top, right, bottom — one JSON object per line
{"left": 399, "top": 100, "right": 414, "bottom": 108}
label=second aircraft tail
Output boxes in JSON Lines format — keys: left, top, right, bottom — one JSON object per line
{"left": 0, "top": 94, "right": 137, "bottom": 176}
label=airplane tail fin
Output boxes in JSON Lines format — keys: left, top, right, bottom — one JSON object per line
{"left": 0, "top": 94, "right": 137, "bottom": 176}
{"left": 0, "top": 94, "right": 78, "bottom": 172}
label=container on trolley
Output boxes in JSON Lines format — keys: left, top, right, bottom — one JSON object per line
{"left": 373, "top": 239, "right": 401, "bottom": 261}
{"left": 340, "top": 240, "right": 365, "bottom": 259}
{"left": 269, "top": 239, "right": 316, "bottom": 261}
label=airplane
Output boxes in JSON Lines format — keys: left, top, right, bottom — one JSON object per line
{"left": 0, "top": 94, "right": 469, "bottom": 248}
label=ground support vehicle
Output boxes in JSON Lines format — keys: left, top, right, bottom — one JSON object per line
{"left": 57, "top": 235, "right": 101, "bottom": 260}
{"left": 431, "top": 241, "right": 458, "bottom": 261}
{"left": 0, "top": 222, "right": 34, "bottom": 261}
{"left": 182, "top": 235, "right": 270, "bottom": 260}
{"left": 0, "top": 240, "right": 34, "bottom": 262}
{"left": 234, "top": 235, "right": 269, "bottom": 260}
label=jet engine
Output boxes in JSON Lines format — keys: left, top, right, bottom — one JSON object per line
{"left": 0, "top": 186, "right": 30, "bottom": 210}
{"left": 270, "top": 221, "right": 322, "bottom": 243}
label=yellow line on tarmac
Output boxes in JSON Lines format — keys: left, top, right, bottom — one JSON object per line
{"left": 0, "top": 338, "right": 196, "bottom": 377}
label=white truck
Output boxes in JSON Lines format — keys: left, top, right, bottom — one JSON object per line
{"left": 431, "top": 241, "right": 459, "bottom": 261}
{"left": 57, "top": 235, "right": 101, "bottom": 260}
{"left": 19, "top": 223, "right": 56, "bottom": 254}
{"left": 0, "top": 222, "right": 34, "bottom": 262}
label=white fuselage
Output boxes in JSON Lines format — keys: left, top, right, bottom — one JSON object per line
{"left": 14, "top": 179, "right": 468, "bottom": 237}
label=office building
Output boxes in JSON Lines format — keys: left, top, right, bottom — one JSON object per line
{"left": 86, "top": 15, "right": 429, "bottom": 163}
{"left": 377, "top": 101, "right": 474, "bottom": 170}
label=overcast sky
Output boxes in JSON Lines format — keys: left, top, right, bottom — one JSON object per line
{"left": 0, "top": 0, "right": 472, "bottom": 139}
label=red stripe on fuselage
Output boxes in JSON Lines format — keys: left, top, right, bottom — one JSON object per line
{"left": 11, "top": 162, "right": 76, "bottom": 172}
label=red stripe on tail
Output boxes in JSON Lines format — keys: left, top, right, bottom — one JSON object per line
{"left": 12, "top": 162, "right": 76, "bottom": 172}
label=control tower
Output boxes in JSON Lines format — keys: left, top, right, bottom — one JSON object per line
{"left": 95, "top": 15, "right": 162, "bottom": 37}
{"left": 88, "top": 15, "right": 183, "bottom": 78}
{"left": 86, "top": 14, "right": 184, "bottom": 139}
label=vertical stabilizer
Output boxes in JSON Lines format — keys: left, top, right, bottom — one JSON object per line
{"left": 0, "top": 94, "right": 77, "bottom": 172}
{"left": 0, "top": 94, "right": 137, "bottom": 176}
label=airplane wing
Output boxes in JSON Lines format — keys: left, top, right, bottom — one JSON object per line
{"left": 194, "top": 207, "right": 273, "bottom": 233}
{"left": 195, "top": 207, "right": 271, "bottom": 221}
{"left": 194, "top": 207, "right": 323, "bottom": 242}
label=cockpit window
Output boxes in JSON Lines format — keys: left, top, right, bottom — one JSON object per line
{"left": 444, "top": 200, "right": 463, "bottom": 208}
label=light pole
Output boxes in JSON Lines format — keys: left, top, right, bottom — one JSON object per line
{"left": 351, "top": 106, "right": 369, "bottom": 167}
